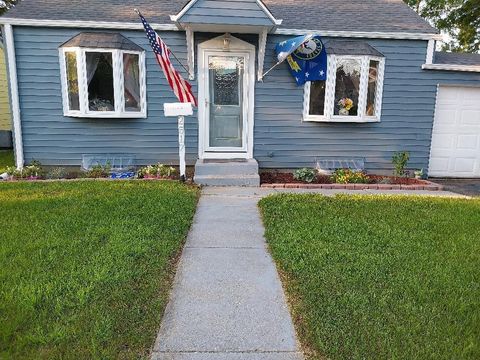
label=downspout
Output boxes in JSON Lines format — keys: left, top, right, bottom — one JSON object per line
{"left": 3, "top": 24, "right": 24, "bottom": 169}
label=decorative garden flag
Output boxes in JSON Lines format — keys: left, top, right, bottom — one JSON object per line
{"left": 137, "top": 10, "right": 197, "bottom": 106}
{"left": 275, "top": 34, "right": 328, "bottom": 86}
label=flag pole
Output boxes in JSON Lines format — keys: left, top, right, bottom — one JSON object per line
{"left": 261, "top": 61, "right": 282, "bottom": 79}
{"left": 134, "top": 8, "right": 190, "bottom": 75}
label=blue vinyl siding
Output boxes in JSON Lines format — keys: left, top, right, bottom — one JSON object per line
{"left": 14, "top": 26, "right": 198, "bottom": 166}
{"left": 255, "top": 36, "right": 480, "bottom": 172}
{"left": 181, "top": 0, "right": 274, "bottom": 26}
{"left": 12, "top": 26, "right": 480, "bottom": 173}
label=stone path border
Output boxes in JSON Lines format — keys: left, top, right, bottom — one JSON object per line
{"left": 261, "top": 180, "right": 443, "bottom": 191}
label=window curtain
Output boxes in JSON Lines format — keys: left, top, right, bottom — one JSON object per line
{"left": 86, "top": 52, "right": 113, "bottom": 85}
{"left": 124, "top": 55, "right": 140, "bottom": 104}
{"left": 86, "top": 53, "right": 101, "bottom": 85}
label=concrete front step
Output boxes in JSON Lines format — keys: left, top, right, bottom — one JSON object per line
{"left": 194, "top": 174, "right": 260, "bottom": 187}
{"left": 194, "top": 159, "right": 260, "bottom": 186}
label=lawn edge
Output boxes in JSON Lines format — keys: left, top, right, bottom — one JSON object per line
{"left": 146, "top": 188, "right": 201, "bottom": 358}
{"left": 258, "top": 199, "right": 323, "bottom": 360}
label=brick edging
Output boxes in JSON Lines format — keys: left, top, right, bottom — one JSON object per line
{"left": 261, "top": 180, "right": 444, "bottom": 191}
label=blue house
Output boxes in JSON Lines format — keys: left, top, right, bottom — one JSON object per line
{"left": 1, "top": 0, "right": 479, "bottom": 184}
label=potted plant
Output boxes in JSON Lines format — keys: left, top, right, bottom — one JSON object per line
{"left": 414, "top": 168, "right": 424, "bottom": 179}
{"left": 338, "top": 97, "right": 354, "bottom": 116}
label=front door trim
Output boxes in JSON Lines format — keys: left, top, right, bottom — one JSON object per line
{"left": 198, "top": 35, "right": 255, "bottom": 160}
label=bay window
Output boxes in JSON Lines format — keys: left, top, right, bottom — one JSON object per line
{"left": 304, "top": 54, "right": 385, "bottom": 122}
{"left": 59, "top": 33, "right": 146, "bottom": 118}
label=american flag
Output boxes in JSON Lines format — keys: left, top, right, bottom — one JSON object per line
{"left": 138, "top": 12, "right": 197, "bottom": 106}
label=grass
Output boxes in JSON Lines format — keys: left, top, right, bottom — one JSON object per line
{"left": 0, "top": 150, "right": 14, "bottom": 173}
{"left": 259, "top": 194, "right": 480, "bottom": 360}
{"left": 0, "top": 180, "right": 199, "bottom": 359}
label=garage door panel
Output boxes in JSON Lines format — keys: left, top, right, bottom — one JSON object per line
{"left": 429, "top": 157, "right": 450, "bottom": 173}
{"left": 453, "top": 158, "right": 476, "bottom": 173}
{"left": 456, "top": 135, "right": 478, "bottom": 150}
{"left": 431, "top": 134, "right": 454, "bottom": 150}
{"left": 434, "top": 109, "right": 457, "bottom": 128}
{"left": 460, "top": 110, "right": 480, "bottom": 126}
{"left": 429, "top": 86, "right": 480, "bottom": 178}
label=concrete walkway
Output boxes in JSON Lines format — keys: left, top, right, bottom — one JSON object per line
{"left": 151, "top": 186, "right": 463, "bottom": 360}
{"left": 151, "top": 187, "right": 304, "bottom": 360}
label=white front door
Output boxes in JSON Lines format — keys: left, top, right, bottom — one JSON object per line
{"left": 206, "top": 53, "right": 247, "bottom": 151}
{"left": 429, "top": 86, "right": 480, "bottom": 178}
{"left": 198, "top": 36, "right": 255, "bottom": 160}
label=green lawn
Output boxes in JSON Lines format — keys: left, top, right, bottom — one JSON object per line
{"left": 259, "top": 194, "right": 480, "bottom": 360}
{"left": 0, "top": 180, "right": 198, "bottom": 359}
{"left": 0, "top": 150, "right": 14, "bottom": 173}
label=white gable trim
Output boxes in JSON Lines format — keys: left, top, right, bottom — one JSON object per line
{"left": 255, "top": 0, "right": 283, "bottom": 25}
{"left": 170, "top": 0, "right": 282, "bottom": 25}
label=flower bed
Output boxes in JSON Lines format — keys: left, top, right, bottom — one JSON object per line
{"left": 2, "top": 162, "right": 183, "bottom": 182}
{"left": 260, "top": 172, "right": 444, "bottom": 191}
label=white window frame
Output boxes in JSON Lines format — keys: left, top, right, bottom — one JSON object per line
{"left": 303, "top": 55, "right": 385, "bottom": 123}
{"left": 59, "top": 47, "right": 147, "bottom": 118}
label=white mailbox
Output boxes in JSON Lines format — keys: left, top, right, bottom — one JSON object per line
{"left": 162, "top": 102, "right": 194, "bottom": 182}
{"left": 164, "top": 102, "right": 193, "bottom": 117}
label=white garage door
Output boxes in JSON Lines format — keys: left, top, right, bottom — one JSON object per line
{"left": 429, "top": 86, "right": 480, "bottom": 178}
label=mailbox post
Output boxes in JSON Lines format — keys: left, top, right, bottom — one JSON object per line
{"left": 163, "top": 103, "right": 193, "bottom": 182}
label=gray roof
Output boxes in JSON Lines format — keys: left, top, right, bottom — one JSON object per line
{"left": 325, "top": 41, "right": 384, "bottom": 57}
{"left": 3, "top": 0, "right": 438, "bottom": 34}
{"left": 434, "top": 51, "right": 480, "bottom": 66}
{"left": 60, "top": 32, "right": 144, "bottom": 51}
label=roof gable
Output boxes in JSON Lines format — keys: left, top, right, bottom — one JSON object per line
{"left": 1, "top": 0, "right": 437, "bottom": 35}
{"left": 173, "top": 0, "right": 282, "bottom": 27}
{"left": 60, "top": 32, "right": 143, "bottom": 51}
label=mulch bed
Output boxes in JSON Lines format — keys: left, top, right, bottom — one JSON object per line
{"left": 260, "top": 172, "right": 444, "bottom": 191}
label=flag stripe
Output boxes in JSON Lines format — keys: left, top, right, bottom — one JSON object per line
{"left": 139, "top": 13, "right": 197, "bottom": 106}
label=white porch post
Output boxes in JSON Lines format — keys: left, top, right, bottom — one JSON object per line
{"left": 164, "top": 103, "right": 193, "bottom": 181}
{"left": 178, "top": 115, "right": 186, "bottom": 181}
{"left": 426, "top": 39, "right": 435, "bottom": 64}
{"left": 186, "top": 26, "right": 195, "bottom": 80}
{"left": 3, "top": 24, "right": 24, "bottom": 169}
{"left": 257, "top": 27, "right": 268, "bottom": 81}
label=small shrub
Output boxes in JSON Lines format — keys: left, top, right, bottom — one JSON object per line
{"left": 414, "top": 168, "right": 424, "bottom": 179}
{"left": 137, "top": 163, "right": 177, "bottom": 179}
{"left": 293, "top": 168, "right": 317, "bottom": 183}
{"left": 331, "top": 169, "right": 370, "bottom": 184}
{"left": 84, "top": 163, "right": 111, "bottom": 178}
{"left": 378, "top": 177, "right": 392, "bottom": 184}
{"left": 392, "top": 151, "right": 410, "bottom": 177}
{"left": 46, "top": 167, "right": 69, "bottom": 180}
{"left": 6, "top": 161, "right": 43, "bottom": 180}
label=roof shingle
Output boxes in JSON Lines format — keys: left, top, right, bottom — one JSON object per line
{"left": 434, "top": 52, "right": 480, "bottom": 66}
{"left": 2, "top": 0, "right": 437, "bottom": 34}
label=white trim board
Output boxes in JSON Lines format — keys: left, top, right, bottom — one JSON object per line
{"left": 276, "top": 28, "right": 443, "bottom": 41}
{"left": 0, "top": 18, "right": 178, "bottom": 31}
{"left": 3, "top": 24, "right": 24, "bottom": 169}
{"left": 422, "top": 63, "right": 480, "bottom": 73}
{"left": 0, "top": 17, "right": 442, "bottom": 41}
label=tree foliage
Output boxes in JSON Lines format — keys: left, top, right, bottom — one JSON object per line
{"left": 404, "top": 0, "right": 479, "bottom": 53}
{"left": 0, "top": 0, "right": 18, "bottom": 16}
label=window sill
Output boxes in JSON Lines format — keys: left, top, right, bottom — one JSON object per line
{"left": 64, "top": 111, "right": 147, "bottom": 119}
{"left": 304, "top": 115, "right": 380, "bottom": 123}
